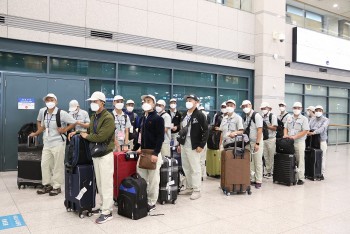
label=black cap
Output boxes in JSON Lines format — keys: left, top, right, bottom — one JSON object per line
{"left": 183, "top": 94, "right": 199, "bottom": 101}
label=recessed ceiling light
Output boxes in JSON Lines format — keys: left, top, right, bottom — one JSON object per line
{"left": 333, "top": 3, "right": 338, "bottom": 8}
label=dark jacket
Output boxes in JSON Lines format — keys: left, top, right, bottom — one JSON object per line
{"left": 167, "top": 109, "right": 182, "bottom": 134}
{"left": 181, "top": 108, "right": 209, "bottom": 150}
{"left": 124, "top": 110, "right": 139, "bottom": 140}
{"left": 132, "top": 110, "right": 164, "bottom": 156}
{"left": 86, "top": 109, "right": 115, "bottom": 154}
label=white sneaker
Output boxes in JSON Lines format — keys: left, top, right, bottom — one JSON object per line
{"left": 179, "top": 188, "right": 193, "bottom": 195}
{"left": 190, "top": 191, "right": 201, "bottom": 200}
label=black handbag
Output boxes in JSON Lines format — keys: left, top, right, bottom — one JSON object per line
{"left": 89, "top": 142, "right": 108, "bottom": 158}
{"left": 177, "top": 117, "right": 192, "bottom": 145}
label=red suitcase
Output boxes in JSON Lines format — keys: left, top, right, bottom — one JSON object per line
{"left": 113, "top": 151, "right": 139, "bottom": 204}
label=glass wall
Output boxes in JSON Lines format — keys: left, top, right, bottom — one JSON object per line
{"left": 286, "top": 0, "right": 350, "bottom": 40}
{"left": 207, "top": 0, "right": 252, "bottom": 12}
{"left": 0, "top": 52, "right": 47, "bottom": 73}
{"left": 285, "top": 80, "right": 350, "bottom": 144}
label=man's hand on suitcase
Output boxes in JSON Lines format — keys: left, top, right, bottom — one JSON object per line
{"left": 68, "top": 131, "right": 76, "bottom": 140}
{"left": 151, "top": 155, "right": 158, "bottom": 163}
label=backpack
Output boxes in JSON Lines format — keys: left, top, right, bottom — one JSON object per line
{"left": 65, "top": 134, "right": 92, "bottom": 169}
{"left": 243, "top": 112, "right": 269, "bottom": 140}
{"left": 18, "top": 122, "right": 37, "bottom": 144}
{"left": 44, "top": 108, "right": 66, "bottom": 142}
{"left": 276, "top": 113, "right": 288, "bottom": 139}
{"left": 127, "top": 112, "right": 138, "bottom": 140}
{"left": 207, "top": 129, "right": 221, "bottom": 150}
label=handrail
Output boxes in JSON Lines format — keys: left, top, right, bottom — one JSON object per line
{"left": 328, "top": 124, "right": 350, "bottom": 152}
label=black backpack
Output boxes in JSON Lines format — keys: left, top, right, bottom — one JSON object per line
{"left": 18, "top": 122, "right": 37, "bottom": 144}
{"left": 65, "top": 134, "right": 92, "bottom": 169}
{"left": 243, "top": 112, "right": 269, "bottom": 140}
{"left": 207, "top": 129, "right": 221, "bottom": 150}
{"left": 276, "top": 113, "right": 288, "bottom": 139}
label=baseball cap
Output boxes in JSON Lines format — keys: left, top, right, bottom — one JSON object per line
{"left": 141, "top": 94, "right": 156, "bottom": 103}
{"left": 260, "top": 102, "right": 269, "bottom": 108}
{"left": 226, "top": 99, "right": 236, "bottom": 105}
{"left": 113, "top": 95, "right": 124, "bottom": 101}
{"left": 184, "top": 94, "right": 199, "bottom": 102}
{"left": 279, "top": 101, "right": 286, "bottom": 106}
{"left": 69, "top": 100, "right": 79, "bottom": 112}
{"left": 293, "top": 102, "right": 302, "bottom": 108}
{"left": 306, "top": 106, "right": 315, "bottom": 112}
{"left": 315, "top": 105, "right": 324, "bottom": 110}
{"left": 221, "top": 102, "right": 227, "bottom": 107}
{"left": 240, "top": 100, "right": 251, "bottom": 108}
{"left": 87, "top": 91, "right": 106, "bottom": 102}
{"left": 126, "top": 99, "right": 134, "bottom": 104}
{"left": 157, "top": 100, "right": 166, "bottom": 106}
{"left": 169, "top": 98, "right": 177, "bottom": 103}
{"left": 198, "top": 106, "right": 205, "bottom": 110}
{"left": 43, "top": 93, "right": 57, "bottom": 102}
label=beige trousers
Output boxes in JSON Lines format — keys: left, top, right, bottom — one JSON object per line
{"left": 41, "top": 143, "right": 66, "bottom": 189}
{"left": 161, "top": 142, "right": 171, "bottom": 158}
{"left": 294, "top": 141, "right": 306, "bottom": 181}
{"left": 181, "top": 138, "right": 201, "bottom": 192}
{"left": 263, "top": 137, "right": 276, "bottom": 174}
{"left": 137, "top": 153, "right": 163, "bottom": 206}
{"left": 92, "top": 152, "right": 114, "bottom": 215}
{"left": 320, "top": 141, "right": 327, "bottom": 175}
{"left": 248, "top": 139, "right": 264, "bottom": 183}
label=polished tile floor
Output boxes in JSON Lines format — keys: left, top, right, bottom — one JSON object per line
{"left": 1, "top": 144, "right": 350, "bottom": 234}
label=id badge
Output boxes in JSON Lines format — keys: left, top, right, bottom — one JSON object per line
{"left": 45, "top": 128, "right": 49, "bottom": 135}
{"left": 130, "top": 126, "right": 134, "bottom": 134}
{"left": 138, "top": 132, "right": 142, "bottom": 144}
{"left": 117, "top": 131, "right": 125, "bottom": 140}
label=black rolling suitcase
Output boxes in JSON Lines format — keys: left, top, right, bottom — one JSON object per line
{"left": 64, "top": 165, "right": 96, "bottom": 218}
{"left": 158, "top": 157, "right": 178, "bottom": 204}
{"left": 64, "top": 135, "right": 95, "bottom": 219}
{"left": 305, "top": 135, "right": 323, "bottom": 181}
{"left": 273, "top": 153, "right": 297, "bottom": 186}
{"left": 17, "top": 136, "right": 43, "bottom": 189}
{"left": 118, "top": 173, "right": 148, "bottom": 220}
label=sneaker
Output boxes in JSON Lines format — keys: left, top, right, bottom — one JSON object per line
{"left": 266, "top": 173, "right": 272, "bottom": 178}
{"left": 297, "top": 180, "right": 304, "bottom": 185}
{"left": 95, "top": 213, "right": 113, "bottom": 224}
{"left": 255, "top": 183, "right": 262, "bottom": 189}
{"left": 250, "top": 181, "right": 256, "bottom": 185}
{"left": 91, "top": 209, "right": 102, "bottom": 216}
{"left": 49, "top": 188, "right": 61, "bottom": 196}
{"left": 147, "top": 204, "right": 156, "bottom": 212}
{"left": 37, "top": 185, "right": 53, "bottom": 195}
{"left": 320, "top": 175, "right": 325, "bottom": 180}
{"left": 190, "top": 191, "right": 201, "bottom": 200}
{"left": 179, "top": 188, "right": 193, "bottom": 195}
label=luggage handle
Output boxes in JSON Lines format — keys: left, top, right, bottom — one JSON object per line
{"left": 120, "top": 144, "right": 130, "bottom": 151}
{"left": 125, "top": 151, "right": 138, "bottom": 160}
{"left": 27, "top": 136, "right": 38, "bottom": 148}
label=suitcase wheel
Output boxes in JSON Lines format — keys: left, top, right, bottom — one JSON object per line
{"left": 79, "top": 213, "right": 84, "bottom": 219}
{"left": 114, "top": 201, "right": 118, "bottom": 207}
{"left": 293, "top": 182, "right": 296, "bottom": 185}
{"left": 247, "top": 187, "right": 252, "bottom": 195}
{"left": 172, "top": 200, "right": 176, "bottom": 205}
{"left": 87, "top": 212, "right": 92, "bottom": 217}
{"left": 66, "top": 208, "right": 73, "bottom": 212}
{"left": 226, "top": 192, "right": 231, "bottom": 196}
{"left": 160, "top": 201, "right": 165, "bottom": 205}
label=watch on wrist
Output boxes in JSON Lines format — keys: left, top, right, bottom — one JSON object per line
{"left": 256, "top": 142, "right": 260, "bottom": 145}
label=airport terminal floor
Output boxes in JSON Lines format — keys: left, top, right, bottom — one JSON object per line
{"left": 1, "top": 144, "right": 350, "bottom": 234}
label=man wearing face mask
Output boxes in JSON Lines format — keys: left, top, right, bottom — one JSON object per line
{"left": 308, "top": 105, "right": 329, "bottom": 180}
{"left": 213, "top": 102, "right": 227, "bottom": 130}
{"left": 284, "top": 102, "right": 310, "bottom": 185}
{"left": 241, "top": 100, "right": 264, "bottom": 189}
{"left": 306, "top": 106, "right": 316, "bottom": 121}
{"left": 260, "top": 102, "right": 278, "bottom": 179}
{"left": 156, "top": 100, "right": 172, "bottom": 157}
{"left": 113, "top": 95, "right": 131, "bottom": 151}
{"left": 68, "top": 100, "right": 90, "bottom": 132}
{"left": 277, "top": 102, "right": 291, "bottom": 138}
{"left": 220, "top": 99, "right": 244, "bottom": 148}
{"left": 133, "top": 94, "right": 164, "bottom": 211}
{"left": 178, "top": 94, "right": 208, "bottom": 200}
{"left": 29, "top": 93, "right": 77, "bottom": 196}
{"left": 125, "top": 99, "right": 139, "bottom": 149}
{"left": 167, "top": 98, "right": 182, "bottom": 145}
{"left": 69, "top": 91, "right": 115, "bottom": 224}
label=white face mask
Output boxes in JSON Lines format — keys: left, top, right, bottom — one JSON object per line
{"left": 262, "top": 109, "right": 268, "bottom": 115}
{"left": 279, "top": 106, "right": 286, "bottom": 112}
{"left": 126, "top": 106, "right": 134, "bottom": 112}
{"left": 226, "top": 107, "right": 234, "bottom": 113}
{"left": 315, "top": 111, "right": 322, "bottom": 117}
{"left": 90, "top": 103, "right": 99, "bottom": 112}
{"left": 155, "top": 106, "right": 163, "bottom": 113}
{"left": 170, "top": 104, "right": 177, "bottom": 109}
{"left": 115, "top": 103, "right": 124, "bottom": 110}
{"left": 293, "top": 109, "right": 301, "bottom": 115}
{"left": 186, "top": 102, "right": 194, "bottom": 110}
{"left": 46, "top": 102, "right": 56, "bottom": 109}
{"left": 221, "top": 108, "right": 227, "bottom": 114}
{"left": 142, "top": 103, "right": 152, "bottom": 111}
{"left": 243, "top": 107, "right": 251, "bottom": 114}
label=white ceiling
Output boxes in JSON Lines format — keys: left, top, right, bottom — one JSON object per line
{"left": 292, "top": 0, "right": 350, "bottom": 19}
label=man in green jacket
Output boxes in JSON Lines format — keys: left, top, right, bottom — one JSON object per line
{"left": 70, "top": 91, "right": 115, "bottom": 224}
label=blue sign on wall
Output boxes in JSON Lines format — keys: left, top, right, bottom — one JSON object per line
{"left": 0, "top": 214, "right": 26, "bottom": 230}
